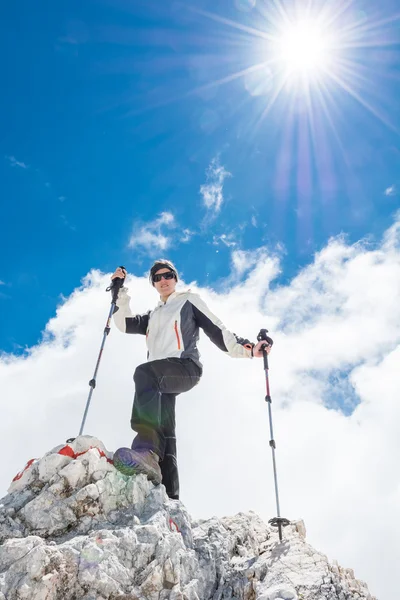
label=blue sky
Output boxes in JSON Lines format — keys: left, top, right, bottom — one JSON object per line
{"left": 1, "top": 0, "right": 399, "bottom": 354}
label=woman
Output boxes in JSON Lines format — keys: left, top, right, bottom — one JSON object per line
{"left": 111, "top": 259, "right": 269, "bottom": 499}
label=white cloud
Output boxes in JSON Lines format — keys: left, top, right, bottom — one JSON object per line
{"left": 200, "top": 157, "right": 231, "bottom": 213}
{"left": 231, "top": 247, "right": 269, "bottom": 277}
{"left": 128, "top": 212, "right": 176, "bottom": 252}
{"left": 251, "top": 215, "right": 257, "bottom": 227}
{"left": 384, "top": 185, "right": 396, "bottom": 196}
{"left": 181, "top": 228, "right": 194, "bottom": 243}
{"left": 2, "top": 216, "right": 400, "bottom": 598}
{"left": 6, "top": 156, "right": 28, "bottom": 169}
{"left": 0, "top": 281, "right": 5, "bottom": 286}
{"left": 157, "top": 212, "right": 174, "bottom": 226}
{"left": 213, "top": 233, "right": 237, "bottom": 248}
{"left": 220, "top": 234, "right": 236, "bottom": 247}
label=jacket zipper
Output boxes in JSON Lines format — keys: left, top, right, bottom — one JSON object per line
{"left": 174, "top": 320, "right": 181, "bottom": 350}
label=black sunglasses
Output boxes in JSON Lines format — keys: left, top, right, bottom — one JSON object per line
{"left": 153, "top": 271, "right": 176, "bottom": 283}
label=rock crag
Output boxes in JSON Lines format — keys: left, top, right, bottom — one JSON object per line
{"left": 0, "top": 436, "right": 375, "bottom": 600}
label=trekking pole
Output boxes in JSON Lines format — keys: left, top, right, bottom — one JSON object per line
{"left": 257, "top": 328, "right": 290, "bottom": 542}
{"left": 67, "top": 267, "right": 126, "bottom": 442}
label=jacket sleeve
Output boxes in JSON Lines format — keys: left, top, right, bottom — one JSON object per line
{"left": 189, "top": 293, "right": 252, "bottom": 358}
{"left": 112, "top": 287, "right": 150, "bottom": 335}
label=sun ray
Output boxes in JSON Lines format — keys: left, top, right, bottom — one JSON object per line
{"left": 312, "top": 82, "right": 350, "bottom": 163}
{"left": 192, "top": 62, "right": 277, "bottom": 96}
{"left": 327, "top": 69, "right": 397, "bottom": 132}
{"left": 121, "top": 0, "right": 400, "bottom": 155}
{"left": 189, "top": 6, "right": 275, "bottom": 43}
{"left": 340, "top": 11, "right": 400, "bottom": 38}
{"left": 256, "top": 71, "right": 292, "bottom": 126}
{"left": 332, "top": 58, "right": 379, "bottom": 90}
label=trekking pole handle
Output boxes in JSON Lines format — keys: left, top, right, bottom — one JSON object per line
{"left": 257, "top": 329, "right": 274, "bottom": 370}
{"left": 106, "top": 265, "right": 126, "bottom": 303}
{"left": 257, "top": 328, "right": 273, "bottom": 347}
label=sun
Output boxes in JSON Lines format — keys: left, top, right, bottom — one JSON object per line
{"left": 277, "top": 18, "right": 332, "bottom": 73}
{"left": 192, "top": 1, "right": 396, "bottom": 129}
{"left": 273, "top": 16, "right": 335, "bottom": 79}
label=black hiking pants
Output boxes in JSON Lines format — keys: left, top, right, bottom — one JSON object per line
{"left": 130, "top": 357, "right": 202, "bottom": 500}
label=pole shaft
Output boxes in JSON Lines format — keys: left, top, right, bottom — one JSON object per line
{"left": 267, "top": 400, "right": 281, "bottom": 517}
{"left": 264, "top": 359, "right": 282, "bottom": 520}
{"left": 78, "top": 301, "right": 116, "bottom": 436}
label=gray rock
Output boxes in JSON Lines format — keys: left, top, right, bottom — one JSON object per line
{"left": 0, "top": 436, "right": 376, "bottom": 600}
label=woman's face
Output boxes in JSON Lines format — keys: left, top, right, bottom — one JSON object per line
{"left": 153, "top": 268, "right": 177, "bottom": 297}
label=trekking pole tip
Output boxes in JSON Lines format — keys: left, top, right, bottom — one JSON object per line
{"left": 268, "top": 516, "right": 291, "bottom": 541}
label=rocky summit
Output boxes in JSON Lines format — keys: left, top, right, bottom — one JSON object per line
{"left": 0, "top": 436, "right": 375, "bottom": 600}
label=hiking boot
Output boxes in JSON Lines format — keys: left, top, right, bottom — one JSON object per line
{"left": 113, "top": 447, "right": 162, "bottom": 485}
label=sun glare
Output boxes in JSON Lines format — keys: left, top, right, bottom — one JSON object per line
{"left": 193, "top": 1, "right": 397, "bottom": 131}
{"left": 276, "top": 18, "right": 332, "bottom": 74}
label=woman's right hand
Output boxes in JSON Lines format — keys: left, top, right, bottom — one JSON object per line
{"left": 111, "top": 267, "right": 127, "bottom": 280}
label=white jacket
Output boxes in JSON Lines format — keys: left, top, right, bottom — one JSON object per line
{"left": 113, "top": 288, "right": 252, "bottom": 368}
